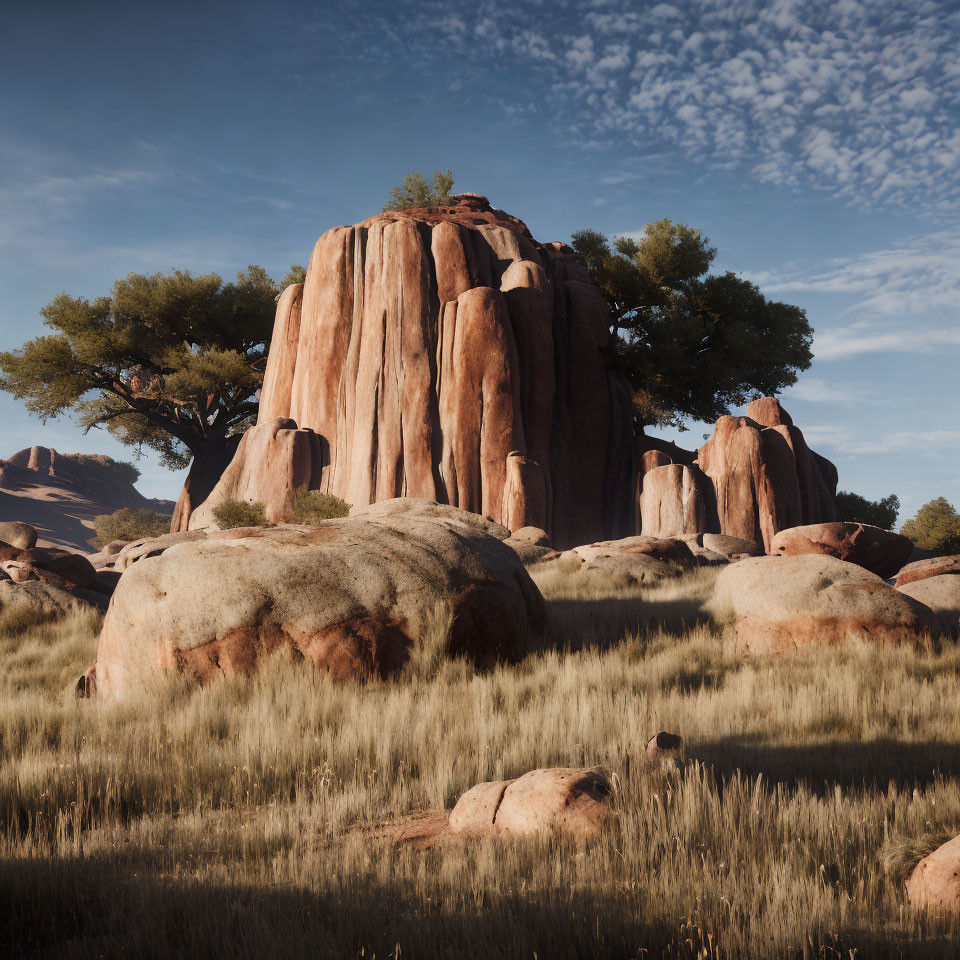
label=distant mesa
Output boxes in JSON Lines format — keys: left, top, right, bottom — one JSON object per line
{"left": 0, "top": 445, "right": 173, "bottom": 552}
{"left": 177, "top": 194, "right": 836, "bottom": 550}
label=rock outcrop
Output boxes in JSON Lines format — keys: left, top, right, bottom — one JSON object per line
{"left": 695, "top": 399, "right": 837, "bottom": 552}
{"left": 711, "top": 555, "right": 940, "bottom": 653}
{"left": 190, "top": 195, "right": 635, "bottom": 549}
{"left": 90, "top": 500, "right": 544, "bottom": 698}
{"left": 634, "top": 399, "right": 836, "bottom": 551}
{"left": 769, "top": 522, "right": 914, "bottom": 579}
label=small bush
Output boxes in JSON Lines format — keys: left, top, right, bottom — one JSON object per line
{"left": 291, "top": 489, "right": 350, "bottom": 524}
{"left": 212, "top": 498, "right": 267, "bottom": 529}
{"left": 383, "top": 170, "right": 454, "bottom": 211}
{"left": 93, "top": 507, "right": 170, "bottom": 547}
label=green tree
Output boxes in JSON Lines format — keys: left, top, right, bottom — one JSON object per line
{"left": 383, "top": 170, "right": 454, "bottom": 211}
{"left": 835, "top": 490, "right": 900, "bottom": 530}
{"left": 0, "top": 267, "right": 280, "bottom": 532}
{"left": 900, "top": 497, "right": 960, "bottom": 555}
{"left": 571, "top": 221, "right": 813, "bottom": 428}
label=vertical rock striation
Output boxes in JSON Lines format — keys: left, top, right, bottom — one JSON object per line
{"left": 223, "top": 195, "right": 635, "bottom": 548}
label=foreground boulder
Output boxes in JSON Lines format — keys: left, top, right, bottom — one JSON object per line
{"left": 449, "top": 767, "right": 611, "bottom": 837}
{"left": 91, "top": 500, "right": 544, "bottom": 698}
{"left": 895, "top": 555, "right": 960, "bottom": 588}
{"left": 906, "top": 834, "right": 960, "bottom": 912}
{"left": 769, "top": 522, "right": 914, "bottom": 579}
{"left": 712, "top": 555, "right": 940, "bottom": 653}
{"left": 897, "top": 576, "right": 960, "bottom": 638}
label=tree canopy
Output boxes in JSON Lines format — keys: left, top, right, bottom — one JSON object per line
{"left": 571, "top": 220, "right": 813, "bottom": 428}
{"left": 834, "top": 490, "right": 900, "bottom": 530}
{"left": 900, "top": 497, "right": 960, "bottom": 555}
{"left": 383, "top": 170, "right": 454, "bottom": 211}
{"left": 0, "top": 265, "right": 301, "bottom": 528}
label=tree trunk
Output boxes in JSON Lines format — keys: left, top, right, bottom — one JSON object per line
{"left": 169, "top": 434, "right": 242, "bottom": 532}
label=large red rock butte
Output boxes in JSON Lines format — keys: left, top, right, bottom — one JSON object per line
{"left": 186, "top": 197, "right": 836, "bottom": 550}
{"left": 196, "top": 195, "right": 634, "bottom": 548}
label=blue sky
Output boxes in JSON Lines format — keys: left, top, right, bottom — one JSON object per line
{"left": 1, "top": 0, "right": 958, "bottom": 522}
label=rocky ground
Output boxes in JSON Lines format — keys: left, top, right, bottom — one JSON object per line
{"left": 3, "top": 551, "right": 960, "bottom": 958}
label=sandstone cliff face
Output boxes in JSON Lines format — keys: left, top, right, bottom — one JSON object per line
{"left": 247, "top": 195, "right": 634, "bottom": 549}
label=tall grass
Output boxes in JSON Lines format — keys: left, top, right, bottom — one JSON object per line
{"left": 2, "top": 567, "right": 960, "bottom": 957}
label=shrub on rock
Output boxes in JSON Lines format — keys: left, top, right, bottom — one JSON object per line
{"left": 93, "top": 507, "right": 170, "bottom": 548}
{"left": 212, "top": 498, "right": 267, "bottom": 529}
{"left": 291, "top": 489, "right": 350, "bottom": 523}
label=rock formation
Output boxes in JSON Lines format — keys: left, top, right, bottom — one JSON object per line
{"left": 90, "top": 500, "right": 544, "bottom": 698}
{"left": 897, "top": 575, "right": 960, "bottom": 637}
{"left": 636, "top": 398, "right": 837, "bottom": 552}
{"left": 193, "top": 195, "right": 635, "bottom": 549}
{"left": 906, "top": 833, "right": 960, "bottom": 913}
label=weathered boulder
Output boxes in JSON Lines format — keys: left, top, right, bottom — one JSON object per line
{"left": 0, "top": 544, "right": 97, "bottom": 590}
{"left": 573, "top": 535, "right": 695, "bottom": 566}
{"left": 906, "top": 834, "right": 960, "bottom": 913}
{"left": 770, "top": 522, "right": 914, "bottom": 579}
{"left": 0, "top": 521, "right": 38, "bottom": 550}
{"left": 895, "top": 555, "right": 960, "bottom": 588}
{"left": 702, "top": 533, "right": 761, "bottom": 561}
{"left": 697, "top": 399, "right": 837, "bottom": 552}
{"left": 92, "top": 501, "right": 544, "bottom": 698}
{"left": 189, "top": 195, "right": 634, "bottom": 549}
{"left": 0, "top": 580, "right": 107, "bottom": 619}
{"left": 897, "top": 576, "right": 960, "bottom": 637}
{"left": 711, "top": 555, "right": 940, "bottom": 653}
{"left": 112, "top": 530, "right": 209, "bottom": 571}
{"left": 449, "top": 767, "right": 611, "bottom": 837}
{"left": 638, "top": 464, "right": 716, "bottom": 539}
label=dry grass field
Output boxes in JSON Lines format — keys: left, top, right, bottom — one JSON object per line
{"left": 3, "top": 564, "right": 960, "bottom": 958}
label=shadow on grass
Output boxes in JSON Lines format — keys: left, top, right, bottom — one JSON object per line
{"left": 541, "top": 594, "right": 715, "bottom": 653}
{"left": 693, "top": 736, "right": 960, "bottom": 792}
{"left": 3, "top": 853, "right": 958, "bottom": 960}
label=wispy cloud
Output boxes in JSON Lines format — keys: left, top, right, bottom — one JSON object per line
{"left": 391, "top": 0, "right": 960, "bottom": 210}
{"left": 803, "top": 424, "right": 960, "bottom": 456}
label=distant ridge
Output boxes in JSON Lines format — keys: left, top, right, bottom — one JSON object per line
{"left": 0, "top": 446, "right": 174, "bottom": 552}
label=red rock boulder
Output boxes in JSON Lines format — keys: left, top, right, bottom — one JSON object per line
{"left": 769, "top": 522, "right": 914, "bottom": 579}
{"left": 638, "top": 463, "right": 716, "bottom": 539}
{"left": 906, "top": 834, "right": 960, "bottom": 913}
{"left": 895, "top": 555, "right": 960, "bottom": 588}
{"left": 449, "top": 767, "right": 612, "bottom": 837}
